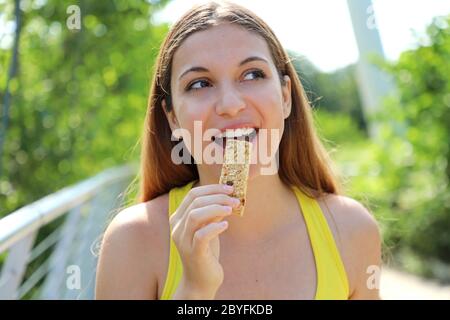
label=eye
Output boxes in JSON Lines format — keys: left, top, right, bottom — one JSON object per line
{"left": 186, "top": 79, "right": 211, "bottom": 91}
{"left": 243, "top": 69, "right": 266, "bottom": 81}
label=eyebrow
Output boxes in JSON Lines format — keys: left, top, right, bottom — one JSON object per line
{"left": 178, "top": 56, "right": 269, "bottom": 81}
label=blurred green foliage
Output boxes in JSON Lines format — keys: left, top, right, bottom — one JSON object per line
{"left": 289, "top": 50, "right": 368, "bottom": 133}
{"left": 315, "top": 15, "right": 450, "bottom": 280}
{"left": 0, "top": 0, "right": 170, "bottom": 216}
{"left": 376, "top": 15, "right": 450, "bottom": 277}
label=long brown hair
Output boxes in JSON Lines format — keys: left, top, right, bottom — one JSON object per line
{"left": 139, "top": 1, "right": 341, "bottom": 202}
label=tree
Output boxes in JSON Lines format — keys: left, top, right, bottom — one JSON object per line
{"left": 288, "top": 50, "right": 368, "bottom": 133}
{"left": 0, "top": 0, "right": 170, "bottom": 216}
{"left": 359, "top": 15, "right": 450, "bottom": 276}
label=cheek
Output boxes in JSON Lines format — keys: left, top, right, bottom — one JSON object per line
{"left": 173, "top": 100, "right": 213, "bottom": 155}
{"left": 247, "top": 83, "right": 285, "bottom": 125}
{"left": 175, "top": 98, "right": 212, "bottom": 126}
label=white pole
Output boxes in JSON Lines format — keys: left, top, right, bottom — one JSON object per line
{"left": 347, "top": 0, "right": 394, "bottom": 138}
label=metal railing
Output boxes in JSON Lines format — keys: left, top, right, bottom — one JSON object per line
{"left": 0, "top": 165, "right": 136, "bottom": 299}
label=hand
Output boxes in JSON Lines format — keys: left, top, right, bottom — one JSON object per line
{"left": 169, "top": 183, "right": 240, "bottom": 298}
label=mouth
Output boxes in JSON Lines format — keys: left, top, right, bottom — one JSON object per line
{"left": 211, "top": 127, "right": 258, "bottom": 148}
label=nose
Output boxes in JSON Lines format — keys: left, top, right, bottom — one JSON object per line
{"left": 215, "top": 83, "right": 246, "bottom": 117}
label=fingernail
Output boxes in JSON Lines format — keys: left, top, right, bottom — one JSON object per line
{"left": 220, "top": 221, "right": 228, "bottom": 228}
{"left": 232, "top": 198, "right": 241, "bottom": 207}
{"left": 223, "top": 184, "right": 233, "bottom": 192}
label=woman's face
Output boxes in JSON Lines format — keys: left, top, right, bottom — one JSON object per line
{"left": 165, "top": 23, "right": 291, "bottom": 180}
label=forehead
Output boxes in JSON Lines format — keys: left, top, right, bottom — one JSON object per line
{"left": 172, "top": 23, "right": 274, "bottom": 75}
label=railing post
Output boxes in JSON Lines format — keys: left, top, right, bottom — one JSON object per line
{"left": 0, "top": 231, "right": 37, "bottom": 299}
{"left": 63, "top": 180, "right": 127, "bottom": 300}
{"left": 40, "top": 205, "right": 82, "bottom": 299}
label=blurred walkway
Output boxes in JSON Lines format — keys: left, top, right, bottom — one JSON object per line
{"left": 380, "top": 267, "right": 450, "bottom": 300}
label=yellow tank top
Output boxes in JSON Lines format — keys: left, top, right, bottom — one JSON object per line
{"left": 160, "top": 181, "right": 349, "bottom": 300}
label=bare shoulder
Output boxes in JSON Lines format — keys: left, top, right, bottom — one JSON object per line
{"left": 317, "top": 194, "right": 381, "bottom": 299}
{"left": 95, "top": 193, "right": 169, "bottom": 300}
{"left": 104, "top": 193, "right": 169, "bottom": 246}
{"left": 319, "top": 194, "right": 380, "bottom": 242}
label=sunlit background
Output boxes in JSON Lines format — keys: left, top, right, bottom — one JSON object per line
{"left": 153, "top": 0, "right": 449, "bottom": 71}
{"left": 0, "top": 0, "right": 449, "bottom": 300}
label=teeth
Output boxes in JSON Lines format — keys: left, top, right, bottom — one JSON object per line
{"left": 215, "top": 128, "right": 256, "bottom": 139}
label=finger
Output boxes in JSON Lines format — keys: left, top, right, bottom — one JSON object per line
{"left": 186, "top": 194, "right": 241, "bottom": 214}
{"left": 192, "top": 221, "right": 229, "bottom": 256}
{"left": 184, "top": 204, "right": 232, "bottom": 239}
{"left": 170, "top": 184, "right": 234, "bottom": 226}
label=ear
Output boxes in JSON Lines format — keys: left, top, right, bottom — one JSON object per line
{"left": 281, "top": 75, "right": 292, "bottom": 120}
{"left": 162, "top": 98, "right": 181, "bottom": 137}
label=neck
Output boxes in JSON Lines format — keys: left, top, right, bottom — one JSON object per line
{"left": 195, "top": 166, "right": 297, "bottom": 244}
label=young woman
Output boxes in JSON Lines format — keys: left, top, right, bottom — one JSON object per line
{"left": 95, "top": 1, "right": 381, "bottom": 300}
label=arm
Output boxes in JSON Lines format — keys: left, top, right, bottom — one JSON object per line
{"left": 346, "top": 201, "right": 382, "bottom": 300}
{"left": 322, "top": 195, "right": 382, "bottom": 300}
{"left": 95, "top": 204, "right": 161, "bottom": 299}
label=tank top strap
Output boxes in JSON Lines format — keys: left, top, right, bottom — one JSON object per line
{"left": 292, "top": 186, "right": 349, "bottom": 299}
